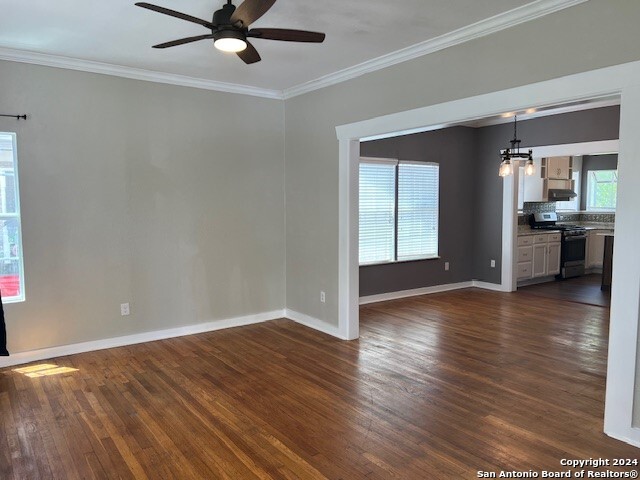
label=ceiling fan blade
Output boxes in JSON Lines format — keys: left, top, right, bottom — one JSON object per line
{"left": 248, "top": 28, "right": 325, "bottom": 43}
{"left": 230, "top": 0, "right": 277, "bottom": 27}
{"left": 153, "top": 34, "right": 215, "bottom": 49}
{"left": 237, "top": 41, "right": 261, "bottom": 64}
{"left": 135, "top": 3, "right": 214, "bottom": 29}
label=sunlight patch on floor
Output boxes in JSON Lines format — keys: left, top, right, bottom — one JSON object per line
{"left": 13, "top": 363, "right": 79, "bottom": 378}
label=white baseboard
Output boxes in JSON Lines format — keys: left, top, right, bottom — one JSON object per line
{"left": 359, "top": 281, "right": 474, "bottom": 305}
{"left": 285, "top": 309, "right": 343, "bottom": 339}
{"left": 0, "top": 309, "right": 286, "bottom": 369}
{"left": 605, "top": 428, "right": 640, "bottom": 449}
{"left": 0, "top": 280, "right": 509, "bottom": 369}
{"left": 358, "top": 279, "right": 509, "bottom": 305}
{"left": 472, "top": 280, "right": 509, "bottom": 292}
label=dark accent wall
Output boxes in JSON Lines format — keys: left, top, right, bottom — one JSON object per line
{"left": 359, "top": 127, "right": 477, "bottom": 296}
{"left": 358, "top": 106, "right": 620, "bottom": 295}
{"left": 580, "top": 154, "right": 618, "bottom": 210}
{"left": 473, "top": 106, "right": 620, "bottom": 283}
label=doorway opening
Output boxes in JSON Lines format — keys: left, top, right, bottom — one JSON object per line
{"left": 336, "top": 61, "right": 640, "bottom": 447}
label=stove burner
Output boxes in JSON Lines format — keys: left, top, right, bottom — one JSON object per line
{"left": 531, "top": 224, "right": 586, "bottom": 237}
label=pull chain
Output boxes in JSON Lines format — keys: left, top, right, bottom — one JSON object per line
{"left": 0, "top": 114, "right": 27, "bottom": 120}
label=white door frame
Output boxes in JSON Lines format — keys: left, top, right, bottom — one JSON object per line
{"left": 336, "top": 60, "right": 640, "bottom": 447}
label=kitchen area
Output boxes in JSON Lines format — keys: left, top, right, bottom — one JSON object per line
{"left": 516, "top": 154, "right": 616, "bottom": 306}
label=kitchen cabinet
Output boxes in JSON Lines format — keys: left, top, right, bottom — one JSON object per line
{"left": 517, "top": 233, "right": 561, "bottom": 283}
{"left": 517, "top": 236, "right": 533, "bottom": 281}
{"left": 517, "top": 244, "right": 533, "bottom": 280}
{"left": 587, "top": 229, "right": 614, "bottom": 268}
{"left": 547, "top": 241, "right": 561, "bottom": 276}
{"left": 544, "top": 156, "right": 572, "bottom": 180}
{"left": 522, "top": 157, "right": 574, "bottom": 202}
{"left": 602, "top": 235, "right": 614, "bottom": 290}
{"left": 532, "top": 234, "right": 548, "bottom": 278}
{"left": 532, "top": 243, "right": 547, "bottom": 277}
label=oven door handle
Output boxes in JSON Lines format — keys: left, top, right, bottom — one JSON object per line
{"left": 564, "top": 235, "right": 587, "bottom": 241}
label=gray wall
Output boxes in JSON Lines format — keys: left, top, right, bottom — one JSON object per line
{"left": 2, "top": 0, "right": 639, "bottom": 427}
{"left": 580, "top": 154, "right": 619, "bottom": 210}
{"left": 358, "top": 107, "right": 620, "bottom": 292}
{"left": 0, "top": 61, "right": 285, "bottom": 354}
{"left": 473, "top": 106, "right": 620, "bottom": 283}
{"left": 284, "top": 0, "right": 639, "bottom": 328}
{"left": 359, "top": 127, "right": 476, "bottom": 296}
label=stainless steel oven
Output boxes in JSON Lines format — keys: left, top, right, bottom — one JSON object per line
{"left": 560, "top": 232, "right": 587, "bottom": 279}
{"left": 530, "top": 212, "right": 587, "bottom": 279}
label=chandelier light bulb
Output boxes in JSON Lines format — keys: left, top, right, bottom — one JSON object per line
{"left": 524, "top": 158, "right": 535, "bottom": 176}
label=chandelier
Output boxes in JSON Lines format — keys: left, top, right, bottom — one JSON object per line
{"left": 498, "top": 116, "right": 535, "bottom": 177}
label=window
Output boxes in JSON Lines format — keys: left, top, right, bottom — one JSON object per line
{"left": 359, "top": 158, "right": 439, "bottom": 265}
{"left": 586, "top": 169, "right": 617, "bottom": 211}
{"left": 0, "top": 133, "right": 25, "bottom": 302}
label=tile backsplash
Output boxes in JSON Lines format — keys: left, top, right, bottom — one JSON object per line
{"left": 519, "top": 201, "right": 615, "bottom": 225}
{"left": 558, "top": 212, "right": 615, "bottom": 223}
{"left": 522, "top": 202, "right": 556, "bottom": 214}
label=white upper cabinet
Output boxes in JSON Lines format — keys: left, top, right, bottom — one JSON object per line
{"left": 545, "top": 156, "right": 572, "bottom": 180}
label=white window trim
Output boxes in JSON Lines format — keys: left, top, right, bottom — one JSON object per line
{"left": 359, "top": 158, "right": 439, "bottom": 266}
{"left": 586, "top": 169, "right": 617, "bottom": 212}
{"left": 360, "top": 156, "right": 397, "bottom": 165}
{"left": 0, "top": 132, "right": 25, "bottom": 303}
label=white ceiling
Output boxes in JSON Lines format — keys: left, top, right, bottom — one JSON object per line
{"left": 0, "top": 0, "right": 575, "bottom": 94}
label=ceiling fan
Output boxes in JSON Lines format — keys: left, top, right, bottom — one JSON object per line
{"left": 135, "top": 0, "right": 326, "bottom": 64}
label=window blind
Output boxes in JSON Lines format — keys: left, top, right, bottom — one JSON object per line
{"left": 359, "top": 161, "right": 396, "bottom": 264}
{"left": 397, "top": 162, "right": 439, "bottom": 261}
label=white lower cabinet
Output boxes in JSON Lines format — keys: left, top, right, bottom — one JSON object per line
{"left": 532, "top": 243, "right": 547, "bottom": 277}
{"left": 517, "top": 233, "right": 562, "bottom": 283}
{"left": 517, "top": 236, "right": 534, "bottom": 281}
{"left": 547, "top": 242, "right": 561, "bottom": 276}
{"left": 517, "top": 262, "right": 532, "bottom": 280}
{"left": 586, "top": 230, "right": 613, "bottom": 268}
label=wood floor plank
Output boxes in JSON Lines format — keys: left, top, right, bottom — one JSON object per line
{"left": 1, "top": 287, "right": 638, "bottom": 479}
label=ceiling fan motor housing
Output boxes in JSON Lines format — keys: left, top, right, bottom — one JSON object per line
{"left": 213, "top": 29, "right": 245, "bottom": 43}
{"left": 213, "top": 3, "right": 236, "bottom": 28}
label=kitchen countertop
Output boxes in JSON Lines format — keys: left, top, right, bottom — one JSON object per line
{"left": 517, "top": 227, "right": 561, "bottom": 236}
{"left": 518, "top": 224, "right": 614, "bottom": 236}
{"left": 568, "top": 223, "right": 615, "bottom": 230}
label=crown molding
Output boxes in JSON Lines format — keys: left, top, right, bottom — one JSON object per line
{"left": 0, "top": 47, "right": 284, "bottom": 100}
{"left": 282, "top": 0, "right": 588, "bottom": 99}
{"left": 0, "top": 0, "right": 586, "bottom": 101}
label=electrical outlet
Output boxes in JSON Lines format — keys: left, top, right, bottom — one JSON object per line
{"left": 490, "top": 259, "right": 496, "bottom": 268}
{"left": 120, "top": 303, "right": 130, "bottom": 316}
{"left": 320, "top": 291, "right": 326, "bottom": 303}
{"left": 444, "top": 262, "right": 450, "bottom": 271}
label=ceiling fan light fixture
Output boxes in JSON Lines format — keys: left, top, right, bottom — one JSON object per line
{"left": 213, "top": 30, "right": 247, "bottom": 53}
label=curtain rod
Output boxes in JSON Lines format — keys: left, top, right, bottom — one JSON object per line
{"left": 0, "top": 114, "right": 27, "bottom": 120}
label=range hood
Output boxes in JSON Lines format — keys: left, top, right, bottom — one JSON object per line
{"left": 547, "top": 188, "right": 577, "bottom": 201}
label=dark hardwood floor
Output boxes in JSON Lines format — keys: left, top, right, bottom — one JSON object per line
{"left": 518, "top": 274, "right": 610, "bottom": 307}
{"left": 1, "top": 288, "right": 637, "bottom": 479}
